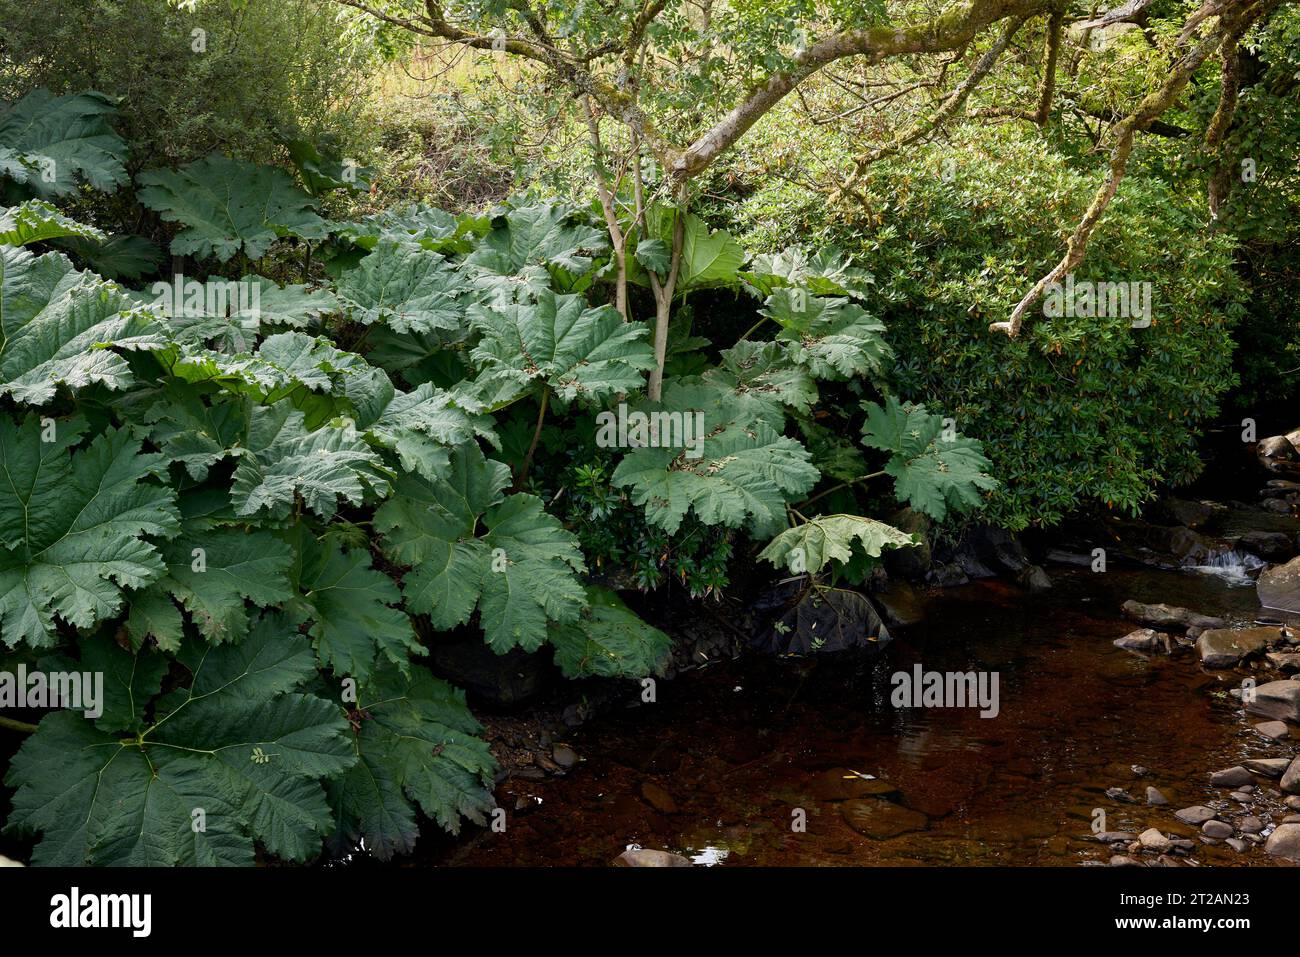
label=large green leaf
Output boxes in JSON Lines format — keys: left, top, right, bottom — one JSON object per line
{"left": 0, "top": 417, "right": 179, "bottom": 649}
{"left": 0, "top": 201, "right": 105, "bottom": 247}
{"left": 463, "top": 199, "right": 608, "bottom": 299}
{"left": 137, "top": 154, "right": 326, "bottom": 262}
{"left": 760, "top": 289, "right": 891, "bottom": 381}
{"left": 4, "top": 614, "right": 354, "bottom": 865}
{"left": 328, "top": 664, "right": 495, "bottom": 861}
{"left": 0, "top": 245, "right": 167, "bottom": 405}
{"left": 287, "top": 531, "right": 420, "bottom": 681}
{"left": 357, "top": 379, "right": 498, "bottom": 483}
{"left": 336, "top": 204, "right": 487, "bottom": 254}
{"left": 548, "top": 586, "right": 672, "bottom": 679}
{"left": 0, "top": 90, "right": 128, "bottom": 198}
{"left": 335, "top": 241, "right": 465, "bottom": 334}
{"left": 742, "top": 246, "right": 873, "bottom": 299}
{"left": 759, "top": 514, "right": 916, "bottom": 575}
{"left": 375, "top": 442, "right": 586, "bottom": 653}
{"left": 469, "top": 289, "right": 654, "bottom": 404}
{"left": 612, "top": 417, "right": 819, "bottom": 537}
{"left": 633, "top": 207, "right": 745, "bottom": 293}
{"left": 860, "top": 397, "right": 998, "bottom": 521}
{"left": 145, "top": 523, "right": 296, "bottom": 645}
{"left": 230, "top": 401, "right": 392, "bottom": 521}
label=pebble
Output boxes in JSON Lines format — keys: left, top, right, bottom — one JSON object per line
{"left": 1106, "top": 787, "right": 1138, "bottom": 803}
{"left": 1286, "top": 796, "right": 1300, "bottom": 811}
{"left": 1109, "top": 855, "right": 1140, "bottom": 867}
{"left": 1174, "top": 806, "right": 1217, "bottom": 825}
{"left": 1209, "top": 766, "right": 1253, "bottom": 788}
{"left": 1146, "top": 786, "right": 1168, "bottom": 805}
{"left": 1226, "top": 838, "right": 1248, "bottom": 852}
{"left": 640, "top": 781, "right": 679, "bottom": 815}
{"left": 1229, "top": 791, "right": 1253, "bottom": 803}
{"left": 551, "top": 744, "right": 579, "bottom": 769}
{"left": 1239, "top": 815, "right": 1264, "bottom": 834}
{"left": 1139, "top": 827, "right": 1172, "bottom": 852}
{"left": 1243, "top": 757, "right": 1291, "bottom": 778}
{"left": 1202, "top": 820, "right": 1233, "bottom": 839}
{"left": 1256, "top": 721, "right": 1291, "bottom": 740}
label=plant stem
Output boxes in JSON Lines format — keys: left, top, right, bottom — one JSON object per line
{"left": 738, "top": 314, "right": 773, "bottom": 342}
{"left": 514, "top": 385, "right": 549, "bottom": 490}
{"left": 795, "top": 470, "right": 887, "bottom": 511}
{"left": 0, "top": 715, "right": 38, "bottom": 734}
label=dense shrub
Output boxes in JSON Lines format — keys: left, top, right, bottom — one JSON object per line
{"left": 727, "top": 124, "right": 1248, "bottom": 529}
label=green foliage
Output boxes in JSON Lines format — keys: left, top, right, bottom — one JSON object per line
{"left": 861, "top": 398, "right": 999, "bottom": 522}
{"left": 549, "top": 586, "right": 672, "bottom": 679}
{"left": 138, "top": 154, "right": 327, "bottom": 262}
{"left": 4, "top": 614, "right": 354, "bottom": 865}
{"left": 759, "top": 514, "right": 916, "bottom": 576}
{"left": 0, "top": 89, "right": 128, "bottom": 199}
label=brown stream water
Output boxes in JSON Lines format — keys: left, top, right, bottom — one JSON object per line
{"left": 425, "top": 567, "right": 1297, "bottom": 867}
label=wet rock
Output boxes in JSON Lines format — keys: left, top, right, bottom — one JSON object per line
{"left": 969, "top": 525, "right": 1029, "bottom": 573}
{"left": 840, "top": 799, "right": 928, "bottom": 838}
{"left": 551, "top": 744, "right": 579, "bottom": 769}
{"left": 1139, "top": 828, "right": 1172, "bottom": 852}
{"left": 1258, "top": 557, "right": 1300, "bottom": 614}
{"left": 1286, "top": 795, "right": 1300, "bottom": 810}
{"left": 1256, "top": 720, "right": 1291, "bottom": 740}
{"left": 1114, "top": 628, "right": 1161, "bottom": 653}
{"left": 1264, "top": 823, "right": 1300, "bottom": 861}
{"left": 1210, "top": 766, "right": 1254, "bottom": 788}
{"left": 1168, "top": 527, "right": 1212, "bottom": 563}
{"left": 1096, "top": 831, "right": 1138, "bottom": 843}
{"left": 1174, "top": 805, "right": 1217, "bottom": 825}
{"left": 1162, "top": 499, "right": 1214, "bottom": 529}
{"left": 0, "top": 855, "right": 22, "bottom": 867}
{"left": 1243, "top": 757, "right": 1292, "bottom": 778}
{"left": 1243, "top": 679, "right": 1300, "bottom": 722}
{"left": 1267, "top": 652, "right": 1300, "bottom": 673}
{"left": 1195, "top": 627, "right": 1274, "bottom": 668}
{"left": 1019, "top": 564, "right": 1053, "bottom": 592}
{"left": 639, "top": 781, "right": 679, "bottom": 814}
{"left": 808, "top": 768, "right": 898, "bottom": 801}
{"left": 1145, "top": 786, "right": 1168, "bottom": 805}
{"left": 1226, "top": 837, "right": 1248, "bottom": 853}
{"left": 875, "top": 581, "right": 926, "bottom": 628}
{"left": 1239, "top": 815, "right": 1264, "bottom": 834}
{"left": 1121, "top": 600, "right": 1225, "bottom": 632}
{"left": 614, "top": 848, "right": 691, "bottom": 867}
{"left": 882, "top": 509, "right": 931, "bottom": 580}
{"left": 1259, "top": 435, "right": 1298, "bottom": 471}
{"left": 1105, "top": 787, "right": 1138, "bottom": 803}
{"left": 1239, "top": 530, "right": 1295, "bottom": 562}
{"left": 1281, "top": 757, "right": 1300, "bottom": 795}
{"left": 1229, "top": 791, "right": 1253, "bottom": 803}
{"left": 926, "top": 562, "right": 969, "bottom": 588}
{"left": 1109, "top": 855, "right": 1140, "bottom": 867}
{"left": 1285, "top": 814, "right": 1300, "bottom": 823}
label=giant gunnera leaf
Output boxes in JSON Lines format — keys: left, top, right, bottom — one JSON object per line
{"left": 468, "top": 289, "right": 653, "bottom": 404}
{"left": 463, "top": 199, "right": 608, "bottom": 300}
{"left": 860, "top": 397, "right": 998, "bottom": 521}
{"left": 137, "top": 154, "right": 327, "bottom": 262}
{"left": 0, "top": 416, "right": 179, "bottom": 649}
{"left": 327, "top": 664, "right": 496, "bottom": 860}
{"left": 3, "top": 614, "right": 355, "bottom": 865}
{"left": 231, "top": 401, "right": 392, "bottom": 521}
{"left": 760, "top": 288, "right": 891, "bottom": 381}
{"left": 0, "top": 201, "right": 105, "bottom": 247}
{"left": 548, "top": 586, "right": 672, "bottom": 679}
{"left": 612, "top": 417, "right": 819, "bottom": 537}
{"left": 759, "top": 514, "right": 916, "bottom": 575}
{"left": 0, "top": 89, "right": 129, "bottom": 199}
{"left": 335, "top": 241, "right": 466, "bottom": 335}
{"left": 0, "top": 245, "right": 167, "bottom": 405}
{"left": 375, "top": 442, "right": 586, "bottom": 653}
{"left": 287, "top": 530, "right": 420, "bottom": 682}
